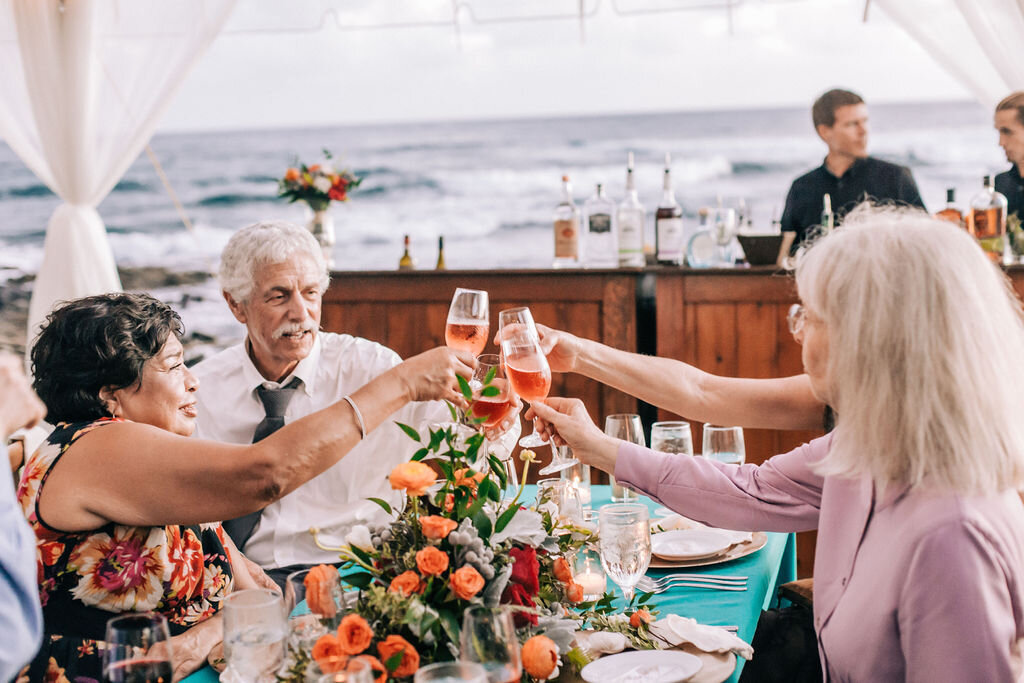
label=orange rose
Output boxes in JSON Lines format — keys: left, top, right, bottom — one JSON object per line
{"left": 444, "top": 493, "right": 455, "bottom": 512}
{"left": 629, "top": 608, "right": 653, "bottom": 628}
{"left": 450, "top": 565, "right": 485, "bottom": 600}
{"left": 377, "top": 634, "right": 420, "bottom": 678}
{"left": 454, "top": 467, "right": 485, "bottom": 491}
{"left": 389, "top": 461, "right": 436, "bottom": 497}
{"left": 284, "top": 167, "right": 300, "bottom": 182}
{"left": 420, "top": 515, "right": 458, "bottom": 540}
{"left": 353, "top": 655, "right": 388, "bottom": 683}
{"left": 337, "top": 613, "right": 373, "bottom": 655}
{"left": 312, "top": 634, "right": 347, "bottom": 673}
{"left": 522, "top": 634, "right": 559, "bottom": 679}
{"left": 416, "top": 546, "right": 450, "bottom": 576}
{"left": 303, "top": 564, "right": 338, "bottom": 618}
{"left": 552, "top": 557, "right": 573, "bottom": 584}
{"left": 309, "top": 164, "right": 321, "bottom": 172}
{"left": 565, "top": 582, "right": 584, "bottom": 604}
{"left": 389, "top": 570, "right": 425, "bottom": 597}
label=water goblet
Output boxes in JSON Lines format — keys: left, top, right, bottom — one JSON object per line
{"left": 459, "top": 606, "right": 522, "bottom": 683}
{"left": 604, "top": 414, "right": 644, "bottom": 501}
{"left": 598, "top": 503, "right": 652, "bottom": 604}
{"left": 446, "top": 288, "right": 490, "bottom": 356}
{"left": 702, "top": 424, "right": 746, "bottom": 464}
{"left": 414, "top": 661, "right": 488, "bottom": 683}
{"left": 103, "top": 612, "right": 173, "bottom": 683}
{"left": 222, "top": 589, "right": 287, "bottom": 683}
{"left": 650, "top": 421, "right": 694, "bottom": 456}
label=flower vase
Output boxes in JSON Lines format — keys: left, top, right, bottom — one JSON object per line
{"left": 307, "top": 207, "right": 335, "bottom": 269}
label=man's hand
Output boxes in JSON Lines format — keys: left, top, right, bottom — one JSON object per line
{"left": 0, "top": 354, "right": 45, "bottom": 442}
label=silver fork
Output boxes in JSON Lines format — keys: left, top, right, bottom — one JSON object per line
{"left": 638, "top": 580, "right": 747, "bottom": 594}
{"left": 638, "top": 574, "right": 747, "bottom": 590}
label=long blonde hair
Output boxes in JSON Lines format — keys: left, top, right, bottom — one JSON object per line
{"left": 796, "top": 204, "right": 1024, "bottom": 495}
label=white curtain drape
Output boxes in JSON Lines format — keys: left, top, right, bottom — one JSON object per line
{"left": 0, "top": 0, "right": 236, "bottom": 341}
{"left": 874, "top": 0, "right": 1024, "bottom": 108}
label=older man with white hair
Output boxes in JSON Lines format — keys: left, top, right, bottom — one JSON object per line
{"left": 193, "top": 221, "right": 517, "bottom": 586}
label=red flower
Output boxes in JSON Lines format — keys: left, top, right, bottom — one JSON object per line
{"left": 508, "top": 546, "right": 540, "bottom": 596}
{"left": 501, "top": 582, "right": 538, "bottom": 627}
{"left": 328, "top": 187, "right": 347, "bottom": 201}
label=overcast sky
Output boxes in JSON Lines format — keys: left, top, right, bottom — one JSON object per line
{"left": 157, "top": 0, "right": 970, "bottom": 132}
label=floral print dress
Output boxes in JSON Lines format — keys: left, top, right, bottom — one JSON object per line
{"left": 17, "top": 419, "right": 234, "bottom": 683}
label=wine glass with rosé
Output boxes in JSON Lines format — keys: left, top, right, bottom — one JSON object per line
{"left": 446, "top": 288, "right": 490, "bottom": 356}
{"left": 497, "top": 307, "right": 578, "bottom": 474}
{"left": 467, "top": 354, "right": 518, "bottom": 486}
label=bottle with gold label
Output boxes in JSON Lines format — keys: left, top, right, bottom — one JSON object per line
{"left": 398, "top": 234, "right": 414, "bottom": 270}
{"left": 553, "top": 175, "right": 580, "bottom": 268}
{"left": 435, "top": 235, "right": 446, "bottom": 270}
{"left": 967, "top": 175, "right": 1008, "bottom": 262}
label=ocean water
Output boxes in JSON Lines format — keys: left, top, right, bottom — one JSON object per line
{"left": 0, "top": 99, "right": 1007, "bottom": 347}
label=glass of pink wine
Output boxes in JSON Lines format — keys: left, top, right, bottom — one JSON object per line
{"left": 445, "top": 288, "right": 489, "bottom": 356}
{"left": 497, "top": 307, "right": 579, "bottom": 474}
{"left": 468, "top": 354, "right": 519, "bottom": 490}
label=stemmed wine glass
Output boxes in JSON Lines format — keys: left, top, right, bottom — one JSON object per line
{"left": 650, "top": 421, "right": 694, "bottom": 456}
{"left": 446, "top": 288, "right": 489, "bottom": 356}
{"left": 497, "top": 307, "right": 578, "bottom": 474}
{"left": 103, "top": 612, "right": 174, "bottom": 683}
{"left": 466, "top": 354, "right": 517, "bottom": 484}
{"left": 702, "top": 424, "right": 746, "bottom": 464}
{"left": 598, "top": 503, "right": 652, "bottom": 604}
{"left": 459, "top": 606, "right": 522, "bottom": 683}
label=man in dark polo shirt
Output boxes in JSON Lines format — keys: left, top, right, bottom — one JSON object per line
{"left": 781, "top": 89, "right": 925, "bottom": 250}
{"left": 994, "top": 92, "right": 1024, "bottom": 220}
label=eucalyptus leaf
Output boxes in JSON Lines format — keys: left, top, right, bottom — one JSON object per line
{"left": 481, "top": 385, "right": 500, "bottom": 397}
{"left": 457, "top": 374, "right": 473, "bottom": 400}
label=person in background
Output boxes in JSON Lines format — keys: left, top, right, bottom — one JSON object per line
{"left": 994, "top": 92, "right": 1024, "bottom": 220}
{"left": 192, "top": 221, "right": 519, "bottom": 587}
{"left": 532, "top": 206, "right": 1024, "bottom": 681}
{"left": 19, "top": 292, "right": 471, "bottom": 681}
{"left": 0, "top": 354, "right": 46, "bottom": 681}
{"left": 781, "top": 89, "right": 925, "bottom": 250}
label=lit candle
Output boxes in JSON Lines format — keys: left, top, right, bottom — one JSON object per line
{"left": 575, "top": 568, "right": 607, "bottom": 600}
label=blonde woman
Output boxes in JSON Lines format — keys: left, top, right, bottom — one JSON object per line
{"left": 532, "top": 206, "right": 1024, "bottom": 681}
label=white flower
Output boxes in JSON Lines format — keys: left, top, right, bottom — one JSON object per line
{"left": 346, "top": 524, "right": 374, "bottom": 552}
{"left": 313, "top": 176, "right": 332, "bottom": 193}
{"left": 491, "top": 508, "right": 548, "bottom": 546}
{"left": 537, "top": 501, "right": 559, "bottom": 519}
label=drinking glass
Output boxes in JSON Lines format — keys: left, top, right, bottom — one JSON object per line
{"left": 604, "top": 414, "right": 643, "bottom": 501}
{"left": 222, "top": 589, "right": 287, "bottom": 683}
{"left": 103, "top": 612, "right": 173, "bottom": 683}
{"left": 702, "top": 424, "right": 746, "bottom": 464}
{"left": 650, "top": 421, "right": 694, "bottom": 456}
{"left": 459, "top": 606, "right": 522, "bottom": 683}
{"left": 572, "top": 544, "right": 607, "bottom": 602}
{"left": 598, "top": 503, "right": 652, "bottom": 604}
{"left": 536, "top": 477, "right": 584, "bottom": 524}
{"left": 560, "top": 459, "right": 591, "bottom": 507}
{"left": 467, "top": 354, "right": 514, "bottom": 431}
{"left": 284, "top": 568, "right": 343, "bottom": 650}
{"left": 414, "top": 661, "right": 488, "bottom": 683}
{"left": 446, "top": 288, "right": 490, "bottom": 356}
{"left": 318, "top": 659, "right": 374, "bottom": 683}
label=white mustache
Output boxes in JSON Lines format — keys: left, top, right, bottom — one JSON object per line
{"left": 273, "top": 322, "right": 316, "bottom": 339}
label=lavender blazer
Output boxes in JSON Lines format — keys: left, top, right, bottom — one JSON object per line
{"left": 614, "top": 435, "right": 1024, "bottom": 681}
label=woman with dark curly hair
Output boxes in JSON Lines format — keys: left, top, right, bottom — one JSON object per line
{"left": 17, "top": 292, "right": 473, "bottom": 682}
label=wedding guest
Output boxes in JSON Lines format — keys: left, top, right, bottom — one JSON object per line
{"left": 781, "top": 89, "right": 925, "bottom": 250}
{"left": 532, "top": 207, "right": 1024, "bottom": 681}
{"left": 0, "top": 354, "right": 46, "bottom": 681}
{"left": 192, "top": 221, "right": 518, "bottom": 587}
{"left": 995, "top": 92, "right": 1024, "bottom": 220}
{"left": 19, "top": 292, "right": 471, "bottom": 681}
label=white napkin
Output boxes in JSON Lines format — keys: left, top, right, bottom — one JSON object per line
{"left": 649, "top": 615, "right": 754, "bottom": 660}
{"left": 573, "top": 630, "right": 629, "bottom": 655}
{"left": 653, "top": 515, "right": 753, "bottom": 545}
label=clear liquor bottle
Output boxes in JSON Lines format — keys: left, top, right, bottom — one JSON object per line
{"left": 583, "top": 183, "right": 618, "bottom": 268}
{"left": 617, "top": 151, "right": 646, "bottom": 267}
{"left": 553, "top": 175, "right": 580, "bottom": 268}
{"left": 821, "top": 193, "right": 834, "bottom": 234}
{"left": 655, "top": 153, "right": 684, "bottom": 265}
{"left": 967, "top": 175, "right": 1008, "bottom": 262}
{"left": 935, "top": 188, "right": 963, "bottom": 228}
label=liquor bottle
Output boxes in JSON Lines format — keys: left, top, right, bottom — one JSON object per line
{"left": 435, "top": 236, "right": 446, "bottom": 270}
{"left": 617, "top": 151, "right": 646, "bottom": 267}
{"left": 552, "top": 175, "right": 580, "bottom": 268}
{"left": 398, "top": 234, "right": 414, "bottom": 270}
{"left": 821, "top": 193, "right": 834, "bottom": 234}
{"left": 967, "top": 175, "right": 1008, "bottom": 262}
{"left": 655, "top": 153, "right": 684, "bottom": 265}
{"left": 583, "top": 183, "right": 618, "bottom": 268}
{"left": 935, "top": 188, "right": 963, "bottom": 227}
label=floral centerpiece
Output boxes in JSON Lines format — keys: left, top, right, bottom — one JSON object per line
{"left": 278, "top": 149, "right": 362, "bottom": 213}
{"left": 280, "top": 377, "right": 660, "bottom": 682}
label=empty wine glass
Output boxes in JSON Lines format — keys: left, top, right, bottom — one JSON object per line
{"left": 103, "top": 612, "right": 173, "bottom": 683}
{"left": 318, "top": 659, "right": 374, "bottom": 683}
{"left": 460, "top": 606, "right": 522, "bottom": 683}
{"left": 650, "top": 421, "right": 694, "bottom": 456}
{"left": 446, "top": 288, "right": 490, "bottom": 356}
{"left": 598, "top": 503, "right": 652, "bottom": 604}
{"left": 604, "top": 414, "right": 643, "bottom": 501}
{"left": 284, "top": 568, "right": 342, "bottom": 651}
{"left": 414, "top": 661, "right": 488, "bottom": 683}
{"left": 536, "top": 477, "right": 584, "bottom": 524}
{"left": 702, "top": 424, "right": 746, "bottom": 464}
{"left": 222, "top": 589, "right": 287, "bottom": 683}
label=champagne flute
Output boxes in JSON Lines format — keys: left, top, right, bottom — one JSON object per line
{"left": 650, "top": 421, "right": 694, "bottom": 456}
{"left": 598, "top": 503, "right": 652, "bottom": 604}
{"left": 446, "top": 288, "right": 490, "bottom": 356}
{"left": 604, "top": 414, "right": 643, "bottom": 502}
{"left": 702, "top": 424, "right": 746, "bottom": 464}
{"left": 222, "top": 589, "right": 287, "bottom": 683}
{"left": 103, "top": 612, "right": 173, "bottom": 683}
{"left": 459, "top": 606, "right": 522, "bottom": 683}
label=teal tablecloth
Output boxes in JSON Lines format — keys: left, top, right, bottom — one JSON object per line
{"left": 184, "top": 485, "right": 796, "bottom": 683}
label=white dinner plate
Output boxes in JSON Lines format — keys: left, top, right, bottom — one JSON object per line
{"left": 581, "top": 649, "right": 703, "bottom": 683}
{"left": 651, "top": 528, "right": 737, "bottom": 561}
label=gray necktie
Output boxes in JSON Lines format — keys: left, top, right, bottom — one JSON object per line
{"left": 222, "top": 377, "right": 302, "bottom": 548}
